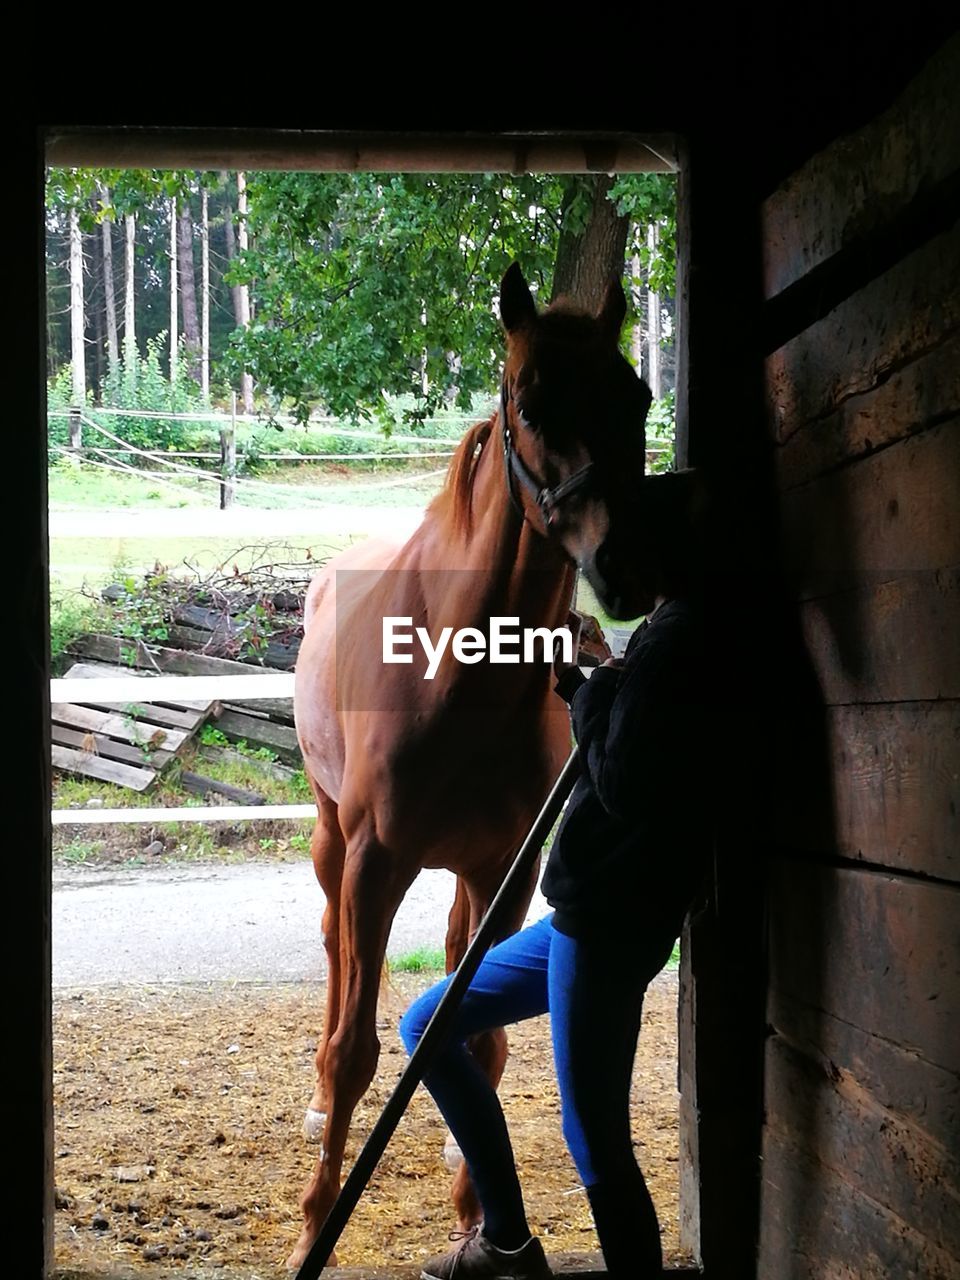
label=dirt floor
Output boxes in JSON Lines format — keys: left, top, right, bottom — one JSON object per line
{"left": 53, "top": 971, "right": 688, "bottom": 1275}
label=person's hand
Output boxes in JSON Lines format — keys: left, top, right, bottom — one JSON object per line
{"left": 600, "top": 655, "right": 624, "bottom": 669}
{"left": 554, "top": 615, "right": 581, "bottom": 683}
{"left": 569, "top": 609, "right": 612, "bottom": 667}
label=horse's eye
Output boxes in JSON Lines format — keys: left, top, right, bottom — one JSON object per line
{"left": 516, "top": 405, "right": 537, "bottom": 432}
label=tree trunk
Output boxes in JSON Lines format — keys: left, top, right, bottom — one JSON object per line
{"left": 221, "top": 171, "right": 243, "bottom": 326}
{"left": 69, "top": 207, "right": 85, "bottom": 412}
{"left": 646, "top": 222, "right": 662, "bottom": 400}
{"left": 551, "top": 175, "right": 629, "bottom": 312}
{"left": 201, "top": 187, "right": 210, "bottom": 400}
{"left": 630, "top": 247, "right": 644, "bottom": 369}
{"left": 236, "top": 172, "right": 254, "bottom": 413}
{"left": 99, "top": 184, "right": 119, "bottom": 379}
{"left": 124, "top": 213, "right": 137, "bottom": 385}
{"left": 169, "top": 197, "right": 178, "bottom": 384}
{"left": 178, "top": 202, "right": 201, "bottom": 380}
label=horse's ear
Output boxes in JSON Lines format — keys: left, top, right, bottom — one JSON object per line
{"left": 597, "top": 277, "right": 627, "bottom": 339}
{"left": 500, "top": 264, "right": 537, "bottom": 333}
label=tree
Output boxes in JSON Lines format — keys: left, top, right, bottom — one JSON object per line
{"left": 98, "top": 181, "right": 119, "bottom": 379}
{"left": 68, "top": 205, "right": 85, "bottom": 415}
{"left": 551, "top": 175, "right": 629, "bottom": 310}
{"left": 224, "top": 171, "right": 674, "bottom": 424}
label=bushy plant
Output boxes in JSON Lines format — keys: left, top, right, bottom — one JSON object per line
{"left": 95, "top": 334, "right": 209, "bottom": 454}
{"left": 646, "top": 391, "right": 676, "bottom": 474}
{"left": 48, "top": 338, "right": 213, "bottom": 460}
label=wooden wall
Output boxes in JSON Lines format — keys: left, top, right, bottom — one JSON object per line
{"left": 758, "top": 37, "right": 960, "bottom": 1280}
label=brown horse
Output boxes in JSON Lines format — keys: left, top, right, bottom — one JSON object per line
{"left": 289, "top": 264, "right": 652, "bottom": 1268}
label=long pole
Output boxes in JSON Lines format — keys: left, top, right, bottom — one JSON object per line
{"left": 294, "top": 748, "right": 582, "bottom": 1280}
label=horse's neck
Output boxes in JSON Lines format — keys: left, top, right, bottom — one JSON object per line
{"left": 414, "top": 422, "right": 574, "bottom": 628}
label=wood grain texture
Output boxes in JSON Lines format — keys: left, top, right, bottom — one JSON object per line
{"left": 763, "top": 1034, "right": 960, "bottom": 1260}
{"left": 768, "top": 989, "right": 960, "bottom": 1162}
{"left": 759, "top": 1126, "right": 960, "bottom": 1280}
{"left": 775, "top": 336, "right": 960, "bottom": 491}
{"left": 765, "top": 226, "right": 960, "bottom": 443}
{"left": 51, "top": 744, "right": 155, "bottom": 792}
{"left": 762, "top": 37, "right": 960, "bottom": 299}
{"left": 779, "top": 423, "right": 960, "bottom": 584}
{"left": 795, "top": 569, "right": 960, "bottom": 705}
{"left": 767, "top": 857, "right": 959, "bottom": 1073}
{"left": 772, "top": 700, "right": 960, "bottom": 879}
{"left": 212, "top": 708, "right": 302, "bottom": 764}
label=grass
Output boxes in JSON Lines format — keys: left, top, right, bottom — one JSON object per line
{"left": 388, "top": 947, "right": 447, "bottom": 974}
{"left": 52, "top": 735, "right": 317, "bottom": 867}
{"left": 48, "top": 454, "right": 446, "bottom": 512}
{"left": 48, "top": 533, "right": 353, "bottom": 594}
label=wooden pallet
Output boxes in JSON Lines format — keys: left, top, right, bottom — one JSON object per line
{"left": 51, "top": 662, "right": 220, "bottom": 792}
{"left": 68, "top": 635, "right": 301, "bottom": 763}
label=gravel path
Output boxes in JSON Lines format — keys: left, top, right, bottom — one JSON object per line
{"left": 52, "top": 861, "right": 551, "bottom": 989}
{"left": 49, "top": 505, "right": 426, "bottom": 540}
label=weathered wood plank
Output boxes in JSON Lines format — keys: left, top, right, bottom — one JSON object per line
{"left": 776, "top": 701, "right": 960, "bottom": 880}
{"left": 779, "top": 422, "right": 960, "bottom": 584}
{"left": 222, "top": 696, "right": 295, "bottom": 724}
{"left": 765, "top": 225, "right": 960, "bottom": 442}
{"left": 213, "top": 709, "right": 302, "bottom": 765}
{"left": 762, "top": 37, "right": 960, "bottom": 299}
{"left": 767, "top": 857, "right": 959, "bottom": 1073}
{"left": 776, "top": 336, "right": 960, "bottom": 490}
{"left": 759, "top": 1126, "right": 959, "bottom": 1280}
{"left": 63, "top": 661, "right": 218, "bottom": 712}
{"left": 68, "top": 635, "right": 263, "bottom": 677}
{"left": 768, "top": 989, "right": 960, "bottom": 1166}
{"left": 50, "top": 703, "right": 190, "bottom": 753}
{"left": 51, "top": 745, "right": 156, "bottom": 791}
{"left": 51, "top": 723, "right": 176, "bottom": 771}
{"left": 198, "top": 744, "right": 298, "bottom": 780}
{"left": 763, "top": 1034, "right": 960, "bottom": 1260}
{"left": 68, "top": 699, "right": 209, "bottom": 732}
{"left": 796, "top": 570, "right": 960, "bottom": 704}
{"left": 180, "top": 772, "right": 266, "bottom": 805}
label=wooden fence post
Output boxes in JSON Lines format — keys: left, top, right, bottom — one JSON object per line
{"left": 69, "top": 408, "right": 82, "bottom": 451}
{"left": 220, "top": 393, "right": 236, "bottom": 509}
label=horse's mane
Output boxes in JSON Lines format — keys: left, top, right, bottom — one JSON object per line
{"left": 427, "top": 417, "right": 493, "bottom": 541}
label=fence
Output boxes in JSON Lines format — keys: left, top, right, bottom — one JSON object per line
{"left": 50, "top": 412, "right": 456, "bottom": 511}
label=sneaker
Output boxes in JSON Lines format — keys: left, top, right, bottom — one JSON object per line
{"left": 420, "top": 1225, "right": 552, "bottom": 1279}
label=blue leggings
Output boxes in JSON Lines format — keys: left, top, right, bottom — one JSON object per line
{"left": 399, "top": 913, "right": 670, "bottom": 1255}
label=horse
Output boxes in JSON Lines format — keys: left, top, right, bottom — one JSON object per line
{"left": 288, "top": 263, "right": 652, "bottom": 1268}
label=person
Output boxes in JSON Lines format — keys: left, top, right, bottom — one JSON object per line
{"left": 400, "top": 471, "right": 714, "bottom": 1280}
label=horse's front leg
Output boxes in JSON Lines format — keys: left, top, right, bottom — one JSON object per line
{"left": 287, "top": 833, "right": 413, "bottom": 1271}
{"left": 303, "top": 795, "right": 345, "bottom": 1142}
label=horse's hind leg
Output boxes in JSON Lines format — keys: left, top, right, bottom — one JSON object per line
{"left": 303, "top": 792, "right": 345, "bottom": 1143}
{"left": 288, "top": 831, "right": 415, "bottom": 1270}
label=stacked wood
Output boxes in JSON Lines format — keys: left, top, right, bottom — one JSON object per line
{"left": 66, "top": 636, "right": 302, "bottom": 768}
{"left": 51, "top": 662, "right": 219, "bottom": 792}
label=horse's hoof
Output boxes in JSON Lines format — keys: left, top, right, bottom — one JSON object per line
{"left": 443, "top": 1132, "right": 464, "bottom": 1171}
{"left": 286, "top": 1240, "right": 337, "bottom": 1271}
{"left": 303, "top": 1108, "right": 327, "bottom": 1142}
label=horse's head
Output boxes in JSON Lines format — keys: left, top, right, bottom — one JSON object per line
{"left": 499, "top": 263, "right": 654, "bottom": 619}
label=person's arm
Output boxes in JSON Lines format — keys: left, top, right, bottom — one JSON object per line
{"left": 568, "top": 617, "right": 700, "bottom": 820}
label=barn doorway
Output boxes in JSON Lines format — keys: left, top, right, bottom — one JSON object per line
{"left": 40, "top": 130, "right": 700, "bottom": 1277}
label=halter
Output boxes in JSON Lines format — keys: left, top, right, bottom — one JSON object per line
{"left": 500, "top": 380, "right": 596, "bottom": 531}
